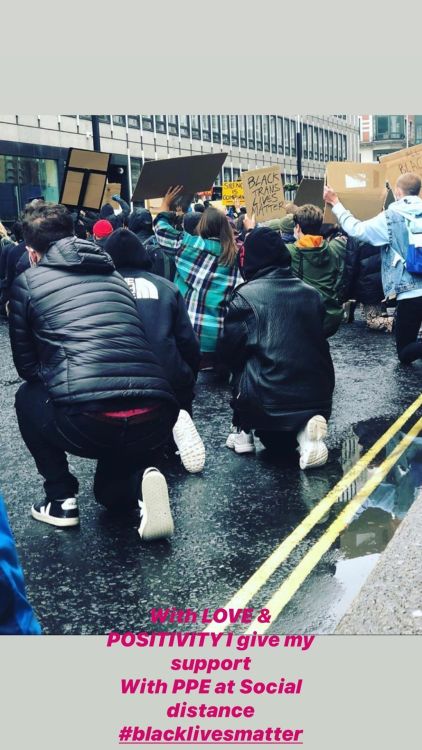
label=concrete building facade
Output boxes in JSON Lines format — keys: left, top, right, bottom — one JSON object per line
{"left": 0, "top": 114, "right": 359, "bottom": 223}
{"left": 359, "top": 115, "right": 422, "bottom": 163}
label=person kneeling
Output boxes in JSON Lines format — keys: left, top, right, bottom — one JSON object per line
{"left": 218, "top": 224, "right": 335, "bottom": 469}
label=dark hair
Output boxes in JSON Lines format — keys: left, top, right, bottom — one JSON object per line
{"left": 197, "top": 207, "right": 237, "bottom": 266}
{"left": 11, "top": 220, "right": 23, "bottom": 242}
{"left": 293, "top": 204, "right": 323, "bottom": 235}
{"left": 22, "top": 202, "right": 74, "bottom": 253}
{"left": 194, "top": 203, "right": 205, "bottom": 213}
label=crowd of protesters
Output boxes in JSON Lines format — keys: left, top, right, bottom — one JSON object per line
{"left": 1, "top": 170, "right": 422, "bottom": 597}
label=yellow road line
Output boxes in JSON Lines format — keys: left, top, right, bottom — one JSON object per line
{"left": 246, "top": 416, "right": 422, "bottom": 634}
{"left": 204, "top": 393, "right": 422, "bottom": 633}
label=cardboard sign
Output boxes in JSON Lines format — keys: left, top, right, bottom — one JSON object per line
{"left": 145, "top": 197, "right": 164, "bottom": 216}
{"left": 241, "top": 165, "right": 285, "bottom": 223}
{"left": 210, "top": 200, "right": 227, "bottom": 214}
{"left": 59, "top": 147, "right": 111, "bottom": 211}
{"left": 294, "top": 178, "right": 325, "bottom": 210}
{"left": 132, "top": 152, "right": 228, "bottom": 202}
{"left": 222, "top": 181, "right": 245, "bottom": 206}
{"left": 102, "top": 183, "right": 121, "bottom": 210}
{"left": 324, "top": 161, "right": 387, "bottom": 224}
{"left": 380, "top": 144, "right": 422, "bottom": 195}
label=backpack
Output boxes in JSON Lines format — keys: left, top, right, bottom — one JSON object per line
{"left": 393, "top": 208, "right": 422, "bottom": 275}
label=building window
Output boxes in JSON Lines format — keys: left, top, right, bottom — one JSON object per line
{"left": 334, "top": 132, "right": 338, "bottom": 159}
{"left": 221, "top": 115, "right": 230, "bottom": 145}
{"left": 142, "top": 116, "right": 154, "bottom": 131}
{"left": 343, "top": 134, "right": 347, "bottom": 159}
{"left": 284, "top": 118, "right": 290, "bottom": 156}
{"left": 78, "top": 115, "right": 91, "bottom": 121}
{"left": 277, "top": 117, "right": 283, "bottom": 154}
{"left": 239, "top": 116, "right": 247, "bottom": 148}
{"left": 232, "top": 167, "right": 241, "bottom": 180}
{"left": 223, "top": 167, "right": 232, "bottom": 182}
{"left": 191, "top": 115, "right": 201, "bottom": 139}
{"left": 0, "top": 154, "right": 59, "bottom": 221}
{"left": 319, "top": 128, "right": 324, "bottom": 160}
{"left": 415, "top": 116, "right": 422, "bottom": 144}
{"left": 127, "top": 115, "right": 140, "bottom": 129}
{"left": 201, "top": 115, "right": 210, "bottom": 141}
{"left": 230, "top": 115, "right": 239, "bottom": 146}
{"left": 324, "top": 130, "right": 329, "bottom": 161}
{"left": 113, "top": 115, "right": 126, "bottom": 127}
{"left": 98, "top": 115, "right": 111, "bottom": 124}
{"left": 212, "top": 116, "right": 221, "bottom": 143}
{"left": 168, "top": 115, "right": 179, "bottom": 136}
{"left": 303, "top": 124, "right": 308, "bottom": 159}
{"left": 154, "top": 115, "right": 167, "bottom": 134}
{"left": 263, "top": 116, "right": 270, "bottom": 151}
{"left": 270, "top": 116, "right": 277, "bottom": 154}
{"left": 314, "top": 128, "right": 319, "bottom": 160}
{"left": 308, "top": 125, "right": 313, "bottom": 159}
{"left": 329, "top": 131, "right": 334, "bottom": 160}
{"left": 254, "top": 116, "right": 262, "bottom": 151}
{"left": 180, "top": 116, "right": 190, "bottom": 138}
{"left": 374, "top": 115, "right": 405, "bottom": 140}
{"left": 290, "top": 120, "right": 296, "bottom": 157}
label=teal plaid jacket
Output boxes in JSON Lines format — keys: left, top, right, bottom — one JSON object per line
{"left": 154, "top": 215, "right": 241, "bottom": 353}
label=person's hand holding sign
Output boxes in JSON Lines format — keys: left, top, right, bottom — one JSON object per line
{"left": 160, "top": 186, "right": 184, "bottom": 212}
{"left": 323, "top": 185, "right": 339, "bottom": 206}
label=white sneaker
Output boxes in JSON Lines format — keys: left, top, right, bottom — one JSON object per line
{"left": 138, "top": 468, "right": 174, "bottom": 541}
{"left": 172, "top": 410, "right": 205, "bottom": 473}
{"left": 297, "top": 415, "right": 328, "bottom": 470}
{"left": 226, "top": 429, "right": 256, "bottom": 454}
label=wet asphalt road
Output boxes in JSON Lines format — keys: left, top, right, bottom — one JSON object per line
{"left": 0, "top": 314, "right": 421, "bottom": 634}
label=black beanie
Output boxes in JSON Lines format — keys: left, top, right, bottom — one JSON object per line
{"left": 183, "top": 211, "right": 202, "bottom": 235}
{"left": 100, "top": 203, "right": 115, "bottom": 219}
{"left": 103, "top": 228, "right": 152, "bottom": 270}
{"left": 243, "top": 227, "right": 291, "bottom": 280}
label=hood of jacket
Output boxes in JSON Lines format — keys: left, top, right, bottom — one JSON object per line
{"left": 291, "top": 239, "right": 332, "bottom": 268}
{"left": 128, "top": 208, "right": 153, "bottom": 238}
{"left": 38, "top": 236, "right": 115, "bottom": 274}
{"left": 388, "top": 195, "right": 422, "bottom": 221}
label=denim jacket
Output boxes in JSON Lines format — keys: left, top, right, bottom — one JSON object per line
{"left": 333, "top": 196, "right": 422, "bottom": 299}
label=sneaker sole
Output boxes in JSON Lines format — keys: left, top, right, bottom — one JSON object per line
{"left": 173, "top": 412, "right": 206, "bottom": 473}
{"left": 299, "top": 442, "right": 329, "bottom": 470}
{"left": 31, "top": 506, "right": 80, "bottom": 527}
{"left": 139, "top": 472, "right": 174, "bottom": 541}
{"left": 306, "top": 415, "right": 328, "bottom": 442}
{"left": 234, "top": 444, "right": 256, "bottom": 454}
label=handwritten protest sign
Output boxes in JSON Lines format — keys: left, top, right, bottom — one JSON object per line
{"left": 241, "top": 165, "right": 285, "bottom": 222}
{"left": 324, "top": 161, "right": 387, "bottom": 223}
{"left": 380, "top": 144, "right": 422, "bottom": 195}
{"left": 222, "top": 181, "right": 245, "bottom": 206}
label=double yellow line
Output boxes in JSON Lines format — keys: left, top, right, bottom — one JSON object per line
{"left": 205, "top": 394, "right": 422, "bottom": 634}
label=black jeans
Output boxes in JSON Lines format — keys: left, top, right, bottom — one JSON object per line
{"left": 15, "top": 382, "right": 174, "bottom": 511}
{"left": 395, "top": 296, "right": 422, "bottom": 364}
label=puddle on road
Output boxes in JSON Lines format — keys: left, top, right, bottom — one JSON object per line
{"left": 272, "top": 423, "right": 422, "bottom": 633}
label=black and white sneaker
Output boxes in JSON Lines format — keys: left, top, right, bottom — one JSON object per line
{"left": 31, "top": 497, "right": 79, "bottom": 527}
{"left": 138, "top": 468, "right": 174, "bottom": 541}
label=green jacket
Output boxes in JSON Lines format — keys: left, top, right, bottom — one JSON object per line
{"left": 287, "top": 238, "right": 346, "bottom": 337}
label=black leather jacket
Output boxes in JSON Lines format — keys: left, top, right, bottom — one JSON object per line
{"left": 8, "top": 236, "right": 178, "bottom": 411}
{"left": 218, "top": 266, "right": 335, "bottom": 430}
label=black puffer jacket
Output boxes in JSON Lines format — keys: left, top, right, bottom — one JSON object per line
{"left": 341, "top": 237, "right": 384, "bottom": 305}
{"left": 218, "top": 266, "right": 334, "bottom": 430}
{"left": 8, "top": 236, "right": 178, "bottom": 410}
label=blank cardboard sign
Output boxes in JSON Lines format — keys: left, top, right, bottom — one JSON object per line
{"left": 380, "top": 144, "right": 422, "bottom": 195}
{"left": 241, "top": 165, "right": 285, "bottom": 223}
{"left": 59, "top": 147, "right": 111, "bottom": 211}
{"left": 102, "top": 182, "right": 121, "bottom": 210}
{"left": 132, "top": 152, "right": 228, "bottom": 201}
{"left": 324, "top": 161, "right": 387, "bottom": 223}
{"left": 295, "top": 178, "right": 325, "bottom": 210}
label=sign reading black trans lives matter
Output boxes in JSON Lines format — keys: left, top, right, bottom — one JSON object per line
{"left": 241, "top": 165, "right": 286, "bottom": 222}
